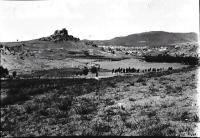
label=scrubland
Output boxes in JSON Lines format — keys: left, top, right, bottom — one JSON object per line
{"left": 1, "top": 66, "right": 199, "bottom": 136}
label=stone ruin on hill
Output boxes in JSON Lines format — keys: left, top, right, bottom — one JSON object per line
{"left": 39, "top": 28, "right": 80, "bottom": 42}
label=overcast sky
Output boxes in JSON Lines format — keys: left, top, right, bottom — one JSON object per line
{"left": 0, "top": 0, "right": 199, "bottom": 42}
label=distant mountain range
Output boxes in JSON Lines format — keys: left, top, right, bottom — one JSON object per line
{"left": 93, "top": 31, "right": 198, "bottom": 47}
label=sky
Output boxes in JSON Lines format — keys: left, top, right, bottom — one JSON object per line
{"left": 0, "top": 0, "right": 199, "bottom": 42}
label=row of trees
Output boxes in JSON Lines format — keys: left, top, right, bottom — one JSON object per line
{"left": 143, "top": 55, "right": 199, "bottom": 65}
{"left": 7, "top": 66, "right": 99, "bottom": 79}
{"left": 112, "top": 67, "right": 173, "bottom": 74}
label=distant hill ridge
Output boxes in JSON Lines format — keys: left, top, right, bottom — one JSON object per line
{"left": 93, "top": 31, "right": 198, "bottom": 47}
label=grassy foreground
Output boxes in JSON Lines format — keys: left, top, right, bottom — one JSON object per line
{"left": 1, "top": 66, "right": 199, "bottom": 136}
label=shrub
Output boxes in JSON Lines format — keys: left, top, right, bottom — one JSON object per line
{"left": 73, "top": 97, "right": 97, "bottom": 115}
{"left": 160, "top": 100, "right": 175, "bottom": 108}
{"left": 123, "top": 86, "right": 130, "bottom": 91}
{"left": 149, "top": 85, "right": 159, "bottom": 96}
{"left": 147, "top": 110, "right": 157, "bottom": 118}
{"left": 129, "top": 81, "right": 135, "bottom": 86}
{"left": 129, "top": 97, "right": 136, "bottom": 102}
{"left": 82, "top": 67, "right": 89, "bottom": 75}
{"left": 169, "top": 109, "right": 199, "bottom": 123}
{"left": 91, "top": 66, "right": 98, "bottom": 74}
{"left": 142, "top": 82, "right": 147, "bottom": 85}
{"left": 165, "top": 85, "right": 182, "bottom": 95}
{"left": 139, "top": 122, "right": 171, "bottom": 136}
{"left": 107, "top": 81, "right": 117, "bottom": 88}
{"left": 0, "top": 66, "right": 9, "bottom": 78}
{"left": 57, "top": 96, "right": 73, "bottom": 111}
{"left": 104, "top": 98, "right": 115, "bottom": 105}
{"left": 136, "top": 77, "right": 146, "bottom": 83}
{"left": 12, "top": 71, "right": 17, "bottom": 78}
{"left": 109, "top": 115, "right": 125, "bottom": 136}
{"left": 24, "top": 102, "right": 39, "bottom": 114}
{"left": 91, "top": 117, "right": 111, "bottom": 135}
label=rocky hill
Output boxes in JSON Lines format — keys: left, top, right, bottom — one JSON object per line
{"left": 1, "top": 29, "right": 198, "bottom": 74}
{"left": 39, "top": 28, "right": 80, "bottom": 42}
{"left": 0, "top": 28, "right": 105, "bottom": 74}
{"left": 94, "top": 31, "right": 198, "bottom": 47}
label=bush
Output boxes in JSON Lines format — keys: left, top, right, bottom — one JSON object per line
{"left": 168, "top": 109, "right": 199, "bottom": 122}
{"left": 149, "top": 85, "right": 159, "bottom": 96}
{"left": 136, "top": 77, "right": 146, "bottom": 83}
{"left": 129, "top": 97, "right": 136, "bottom": 102}
{"left": 73, "top": 97, "right": 97, "bottom": 115}
{"left": 57, "top": 96, "right": 73, "bottom": 111}
{"left": 139, "top": 122, "right": 171, "bottom": 136}
{"left": 129, "top": 81, "right": 135, "bottom": 86}
{"left": 123, "top": 86, "right": 130, "bottom": 91}
{"left": 82, "top": 67, "right": 89, "bottom": 75}
{"left": 104, "top": 98, "right": 115, "bottom": 105}
{"left": 12, "top": 71, "right": 17, "bottom": 78}
{"left": 165, "top": 85, "right": 181, "bottom": 95}
{"left": 0, "top": 66, "right": 9, "bottom": 78}
{"left": 24, "top": 102, "right": 39, "bottom": 114}
{"left": 107, "top": 81, "right": 116, "bottom": 88}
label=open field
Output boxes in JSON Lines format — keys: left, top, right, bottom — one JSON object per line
{"left": 1, "top": 0, "right": 200, "bottom": 135}
{"left": 2, "top": 39, "right": 197, "bottom": 75}
{"left": 1, "top": 65, "right": 199, "bottom": 136}
{"left": 0, "top": 29, "right": 199, "bottom": 136}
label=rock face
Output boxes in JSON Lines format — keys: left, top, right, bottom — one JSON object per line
{"left": 39, "top": 28, "right": 80, "bottom": 42}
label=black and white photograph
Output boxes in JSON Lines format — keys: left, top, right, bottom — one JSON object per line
{"left": 0, "top": 0, "right": 200, "bottom": 136}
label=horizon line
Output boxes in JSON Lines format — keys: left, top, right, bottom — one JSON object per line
{"left": 0, "top": 30, "right": 198, "bottom": 43}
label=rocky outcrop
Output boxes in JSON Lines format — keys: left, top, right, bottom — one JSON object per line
{"left": 39, "top": 28, "right": 80, "bottom": 42}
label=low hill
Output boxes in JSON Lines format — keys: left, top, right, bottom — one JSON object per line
{"left": 1, "top": 30, "right": 198, "bottom": 74}
{"left": 94, "top": 31, "right": 198, "bottom": 47}
{"left": 0, "top": 28, "right": 99, "bottom": 73}
{"left": 0, "top": 28, "right": 124, "bottom": 73}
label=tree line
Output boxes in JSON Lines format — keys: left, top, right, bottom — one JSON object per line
{"left": 112, "top": 67, "right": 173, "bottom": 74}
{"left": 143, "top": 55, "right": 199, "bottom": 65}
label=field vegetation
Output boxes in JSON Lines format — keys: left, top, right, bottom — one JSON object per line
{"left": 1, "top": 65, "right": 199, "bottom": 136}
{"left": 0, "top": 30, "right": 199, "bottom": 136}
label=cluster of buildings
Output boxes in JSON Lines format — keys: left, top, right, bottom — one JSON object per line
{"left": 98, "top": 42, "right": 199, "bottom": 58}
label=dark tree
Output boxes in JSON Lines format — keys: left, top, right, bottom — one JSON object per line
{"left": 84, "top": 50, "right": 90, "bottom": 56}
{"left": 82, "top": 67, "right": 89, "bottom": 75}
{"left": 12, "top": 71, "right": 17, "bottom": 78}
{"left": 0, "top": 66, "right": 9, "bottom": 78}
{"left": 91, "top": 66, "right": 98, "bottom": 74}
{"left": 91, "top": 66, "right": 99, "bottom": 77}
{"left": 5, "top": 68, "right": 8, "bottom": 75}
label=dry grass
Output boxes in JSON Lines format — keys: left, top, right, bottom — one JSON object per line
{"left": 1, "top": 66, "right": 199, "bottom": 136}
